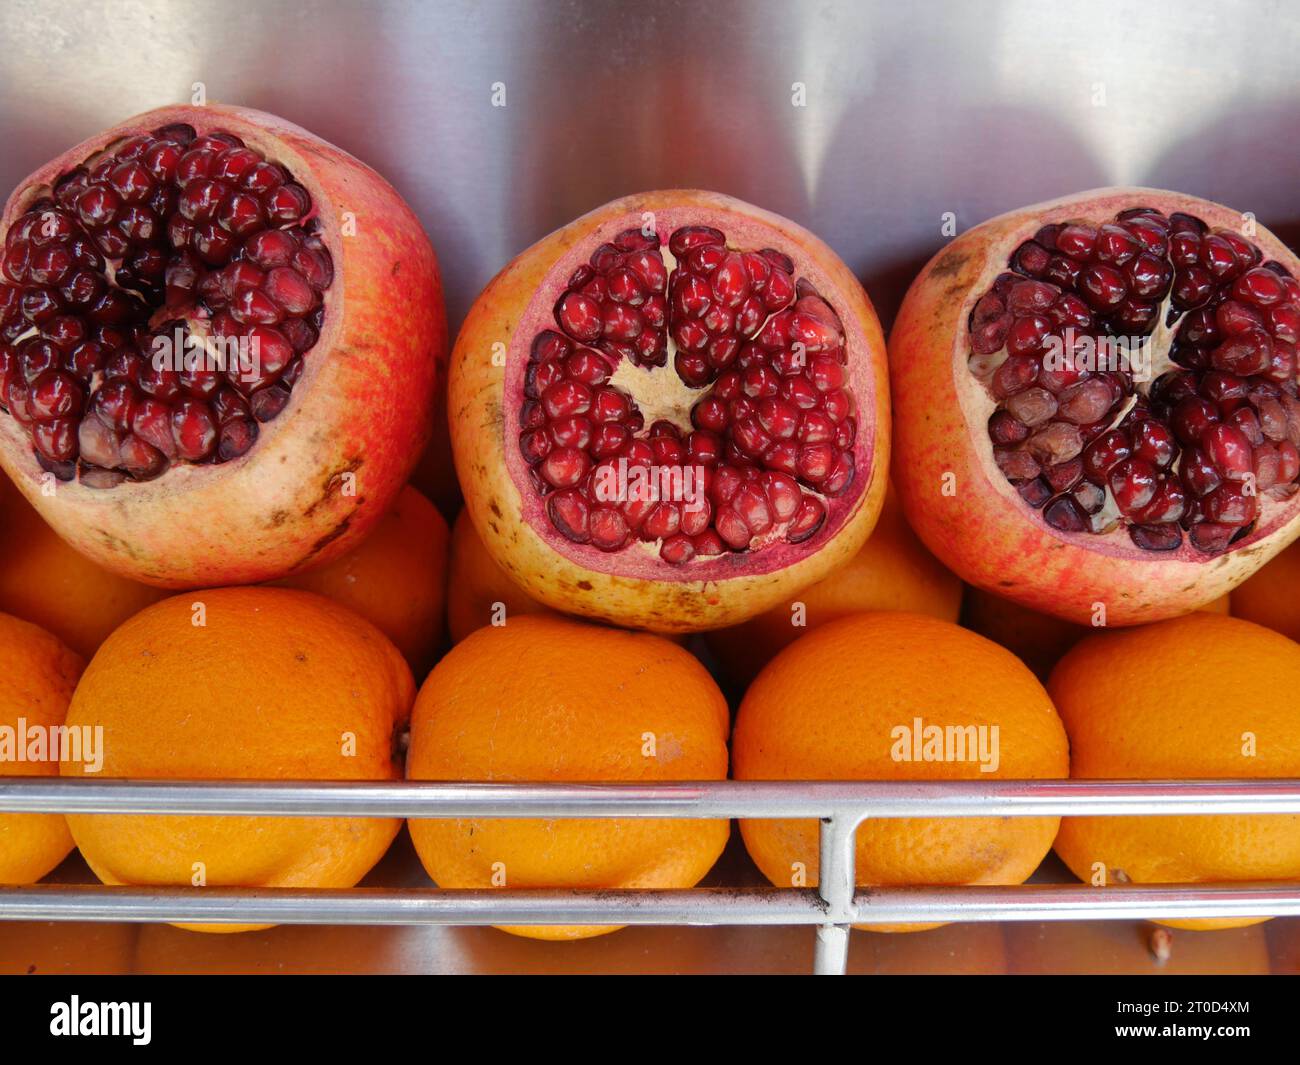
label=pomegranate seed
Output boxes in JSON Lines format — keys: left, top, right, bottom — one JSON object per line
{"left": 547, "top": 489, "right": 591, "bottom": 543}
{"left": 249, "top": 384, "right": 290, "bottom": 422}
{"left": 1044, "top": 495, "right": 1088, "bottom": 532}
{"left": 1094, "top": 224, "right": 1141, "bottom": 266}
{"left": 1004, "top": 387, "right": 1057, "bottom": 427}
{"left": 1211, "top": 332, "right": 1272, "bottom": 376}
{"left": 1129, "top": 523, "right": 1182, "bottom": 551}
{"left": 1172, "top": 397, "right": 1220, "bottom": 444}
{"left": 1200, "top": 235, "right": 1241, "bottom": 280}
{"left": 1216, "top": 300, "right": 1264, "bottom": 337}
{"left": 1109, "top": 458, "right": 1159, "bottom": 515}
{"left": 1130, "top": 419, "right": 1175, "bottom": 468}
{"left": 264, "top": 183, "right": 309, "bottom": 224}
{"left": 1078, "top": 263, "right": 1127, "bottom": 310}
{"left": 1201, "top": 423, "right": 1254, "bottom": 482}
{"left": 995, "top": 447, "right": 1041, "bottom": 483}
{"left": 987, "top": 405, "right": 1029, "bottom": 444}
{"left": 1189, "top": 522, "right": 1236, "bottom": 553}
{"left": 1055, "top": 225, "right": 1097, "bottom": 259}
{"left": 1027, "top": 422, "right": 1084, "bottom": 465}
{"left": 171, "top": 398, "right": 217, "bottom": 460}
{"left": 1013, "top": 241, "right": 1050, "bottom": 276}
{"left": 555, "top": 291, "right": 603, "bottom": 342}
{"left": 1056, "top": 378, "right": 1113, "bottom": 424}
{"left": 785, "top": 495, "right": 826, "bottom": 543}
{"left": 1180, "top": 448, "right": 1222, "bottom": 498}
{"left": 1202, "top": 484, "right": 1257, "bottom": 526}
{"left": 1082, "top": 430, "right": 1132, "bottom": 483}
{"left": 540, "top": 447, "right": 589, "bottom": 489}
{"left": 1134, "top": 479, "right": 1187, "bottom": 524}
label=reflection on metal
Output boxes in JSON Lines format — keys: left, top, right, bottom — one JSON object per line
{"left": 1, "top": 0, "right": 1296, "bottom": 333}
{"left": 2, "top": 778, "right": 1299, "bottom": 975}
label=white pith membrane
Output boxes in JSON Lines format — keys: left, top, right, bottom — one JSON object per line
{"left": 0, "top": 122, "right": 334, "bottom": 487}
{"left": 514, "top": 223, "right": 867, "bottom": 570}
{"left": 968, "top": 206, "right": 1300, "bottom": 555}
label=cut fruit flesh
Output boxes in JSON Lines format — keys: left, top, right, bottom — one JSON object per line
{"left": 971, "top": 205, "right": 1300, "bottom": 555}
{"left": 516, "top": 223, "right": 866, "bottom": 569}
{"left": 0, "top": 123, "right": 334, "bottom": 486}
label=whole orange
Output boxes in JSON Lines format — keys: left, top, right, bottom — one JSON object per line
{"left": 1051, "top": 613, "right": 1300, "bottom": 931}
{"left": 62, "top": 587, "right": 414, "bottom": 933}
{"left": 964, "top": 586, "right": 1230, "bottom": 680}
{"left": 706, "top": 489, "right": 961, "bottom": 687}
{"left": 445, "top": 508, "right": 553, "bottom": 643}
{"left": 0, "top": 612, "right": 83, "bottom": 884}
{"left": 732, "top": 612, "right": 1068, "bottom": 932}
{"left": 276, "top": 485, "right": 449, "bottom": 675}
{"left": 0, "top": 475, "right": 164, "bottom": 659}
{"left": 1232, "top": 540, "right": 1300, "bottom": 643}
{"left": 407, "top": 615, "right": 730, "bottom": 940}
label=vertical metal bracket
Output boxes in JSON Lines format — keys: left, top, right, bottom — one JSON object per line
{"left": 813, "top": 814, "right": 859, "bottom": 975}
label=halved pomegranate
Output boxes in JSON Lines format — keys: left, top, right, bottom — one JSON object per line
{"left": 450, "top": 191, "right": 888, "bottom": 631}
{"left": 0, "top": 105, "right": 444, "bottom": 587}
{"left": 892, "top": 188, "right": 1300, "bottom": 624}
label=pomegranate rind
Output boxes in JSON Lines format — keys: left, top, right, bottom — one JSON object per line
{"left": 891, "top": 187, "right": 1300, "bottom": 625}
{"left": 0, "top": 104, "right": 446, "bottom": 588}
{"left": 450, "top": 190, "right": 889, "bottom": 632}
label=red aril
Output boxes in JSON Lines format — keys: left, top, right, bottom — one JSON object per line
{"left": 0, "top": 105, "right": 444, "bottom": 587}
{"left": 892, "top": 189, "right": 1300, "bottom": 625}
{"left": 449, "top": 191, "right": 888, "bottom": 631}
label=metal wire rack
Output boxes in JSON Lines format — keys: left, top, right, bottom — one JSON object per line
{"left": 3, "top": 777, "right": 1300, "bottom": 975}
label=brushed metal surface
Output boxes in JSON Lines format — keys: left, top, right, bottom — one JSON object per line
{"left": 1, "top": 0, "right": 1297, "bottom": 331}
{"left": 1, "top": 0, "right": 1297, "bottom": 975}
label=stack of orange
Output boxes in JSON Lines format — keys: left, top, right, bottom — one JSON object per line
{"left": 734, "top": 612, "right": 1069, "bottom": 931}
{"left": 0, "top": 612, "right": 82, "bottom": 886}
{"left": 62, "top": 587, "right": 414, "bottom": 933}
{"left": 1050, "top": 613, "right": 1300, "bottom": 930}
{"left": 406, "top": 615, "right": 731, "bottom": 940}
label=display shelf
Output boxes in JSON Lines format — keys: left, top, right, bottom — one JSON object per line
{"left": 3, "top": 778, "right": 1299, "bottom": 975}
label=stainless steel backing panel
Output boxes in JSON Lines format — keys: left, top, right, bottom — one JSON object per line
{"left": 1, "top": 0, "right": 1296, "bottom": 330}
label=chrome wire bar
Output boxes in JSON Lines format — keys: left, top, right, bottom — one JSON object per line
{"left": 2, "top": 881, "right": 1296, "bottom": 928}
{"left": 3, "top": 777, "right": 1299, "bottom": 976}
{"left": 4, "top": 777, "right": 1300, "bottom": 819}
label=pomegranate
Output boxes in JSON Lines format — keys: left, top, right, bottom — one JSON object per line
{"left": 0, "top": 105, "right": 444, "bottom": 587}
{"left": 449, "top": 191, "right": 888, "bottom": 631}
{"left": 892, "top": 189, "right": 1300, "bottom": 624}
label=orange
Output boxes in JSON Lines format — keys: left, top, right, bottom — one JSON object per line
{"left": 406, "top": 615, "right": 730, "bottom": 940}
{"left": 1232, "top": 540, "right": 1300, "bottom": 642}
{"left": 1051, "top": 613, "right": 1300, "bottom": 931}
{"left": 446, "top": 508, "right": 553, "bottom": 642}
{"left": 706, "top": 489, "right": 961, "bottom": 687}
{"left": 62, "top": 587, "right": 414, "bottom": 933}
{"left": 0, "top": 474, "right": 164, "bottom": 659}
{"left": 732, "top": 612, "right": 1068, "bottom": 932}
{"left": 964, "top": 586, "right": 1230, "bottom": 680}
{"left": 276, "top": 485, "right": 449, "bottom": 676}
{"left": 0, "top": 612, "right": 83, "bottom": 884}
